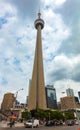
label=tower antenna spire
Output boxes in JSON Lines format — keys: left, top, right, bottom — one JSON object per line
{"left": 38, "top": 7, "right": 41, "bottom": 19}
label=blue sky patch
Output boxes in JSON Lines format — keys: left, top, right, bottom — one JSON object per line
{"left": 16, "top": 37, "right": 22, "bottom": 45}
{"left": 25, "top": 55, "right": 30, "bottom": 60}
{"left": 4, "top": 58, "right": 9, "bottom": 65}
{"left": 1, "top": 78, "right": 8, "bottom": 86}
{"left": 0, "top": 17, "right": 7, "bottom": 29}
{"left": 13, "top": 58, "right": 20, "bottom": 65}
{"left": 45, "top": 5, "right": 50, "bottom": 10}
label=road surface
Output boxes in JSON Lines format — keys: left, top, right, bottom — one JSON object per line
{"left": 0, "top": 125, "right": 80, "bottom": 130}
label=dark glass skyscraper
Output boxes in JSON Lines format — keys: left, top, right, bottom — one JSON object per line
{"left": 78, "top": 91, "right": 80, "bottom": 99}
{"left": 45, "top": 85, "right": 58, "bottom": 109}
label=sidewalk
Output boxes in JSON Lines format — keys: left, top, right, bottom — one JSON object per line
{"left": 0, "top": 121, "right": 24, "bottom": 128}
{"left": 14, "top": 122, "right": 24, "bottom": 127}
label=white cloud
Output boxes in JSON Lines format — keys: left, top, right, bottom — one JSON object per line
{"left": 42, "top": 0, "right": 66, "bottom": 8}
{"left": 43, "top": 8, "right": 70, "bottom": 63}
{"left": 0, "top": 2, "right": 17, "bottom": 16}
{"left": 54, "top": 0, "right": 66, "bottom": 6}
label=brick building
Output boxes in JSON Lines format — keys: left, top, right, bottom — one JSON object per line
{"left": 1, "top": 93, "right": 15, "bottom": 112}
{"left": 60, "top": 96, "right": 80, "bottom": 110}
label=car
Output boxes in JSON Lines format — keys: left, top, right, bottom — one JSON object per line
{"left": 75, "top": 120, "right": 79, "bottom": 125}
{"left": 24, "top": 119, "right": 39, "bottom": 128}
{"left": 45, "top": 120, "right": 54, "bottom": 126}
{"left": 67, "top": 120, "right": 74, "bottom": 126}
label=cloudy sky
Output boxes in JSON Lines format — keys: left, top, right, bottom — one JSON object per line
{"left": 0, "top": 0, "right": 80, "bottom": 106}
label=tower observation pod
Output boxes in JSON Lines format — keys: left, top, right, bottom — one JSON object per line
{"left": 34, "top": 11, "right": 44, "bottom": 29}
{"left": 28, "top": 11, "right": 47, "bottom": 111}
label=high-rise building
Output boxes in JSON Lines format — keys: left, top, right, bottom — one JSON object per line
{"left": 1, "top": 93, "right": 15, "bottom": 112}
{"left": 78, "top": 91, "right": 80, "bottom": 101}
{"left": 45, "top": 85, "right": 58, "bottom": 109}
{"left": 28, "top": 11, "right": 46, "bottom": 110}
{"left": 66, "top": 88, "right": 74, "bottom": 96}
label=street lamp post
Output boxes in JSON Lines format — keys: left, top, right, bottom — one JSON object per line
{"left": 13, "top": 88, "right": 24, "bottom": 108}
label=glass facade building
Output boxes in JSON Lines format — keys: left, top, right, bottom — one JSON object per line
{"left": 45, "top": 85, "right": 58, "bottom": 109}
{"left": 78, "top": 91, "right": 80, "bottom": 101}
{"left": 66, "top": 88, "right": 74, "bottom": 96}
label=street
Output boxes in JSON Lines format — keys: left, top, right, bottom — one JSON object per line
{"left": 0, "top": 125, "right": 80, "bottom": 130}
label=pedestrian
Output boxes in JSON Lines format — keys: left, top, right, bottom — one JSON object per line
{"left": 9, "top": 119, "right": 15, "bottom": 128}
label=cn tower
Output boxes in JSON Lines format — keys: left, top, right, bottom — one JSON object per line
{"left": 28, "top": 11, "right": 46, "bottom": 110}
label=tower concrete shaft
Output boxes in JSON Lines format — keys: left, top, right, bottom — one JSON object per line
{"left": 28, "top": 12, "right": 46, "bottom": 111}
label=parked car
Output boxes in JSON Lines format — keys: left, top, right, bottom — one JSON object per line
{"left": 45, "top": 120, "right": 54, "bottom": 126}
{"left": 67, "top": 120, "right": 74, "bottom": 126}
{"left": 75, "top": 120, "right": 79, "bottom": 125}
{"left": 24, "top": 119, "right": 39, "bottom": 128}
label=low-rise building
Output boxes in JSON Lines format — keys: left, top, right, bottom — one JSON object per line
{"left": 60, "top": 96, "right": 80, "bottom": 118}
{"left": 1, "top": 93, "right": 15, "bottom": 112}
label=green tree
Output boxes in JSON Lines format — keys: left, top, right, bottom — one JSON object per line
{"left": 65, "top": 111, "right": 75, "bottom": 120}
{"left": 31, "top": 109, "right": 46, "bottom": 120}
{"left": 22, "top": 110, "right": 29, "bottom": 119}
{"left": 44, "top": 110, "right": 64, "bottom": 120}
{"left": 25, "top": 109, "right": 64, "bottom": 121}
{"left": 53, "top": 110, "right": 64, "bottom": 120}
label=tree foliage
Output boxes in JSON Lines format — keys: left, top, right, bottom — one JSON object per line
{"left": 22, "top": 109, "right": 29, "bottom": 119}
{"left": 30, "top": 109, "right": 64, "bottom": 120}
{"left": 65, "top": 111, "right": 75, "bottom": 119}
{"left": 22, "top": 108, "right": 75, "bottom": 121}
